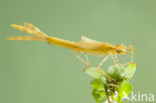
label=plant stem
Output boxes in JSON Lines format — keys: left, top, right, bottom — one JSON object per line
{"left": 104, "top": 84, "right": 112, "bottom": 103}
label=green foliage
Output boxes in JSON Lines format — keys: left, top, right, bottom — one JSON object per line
{"left": 85, "top": 64, "right": 136, "bottom": 103}
{"left": 107, "top": 64, "right": 136, "bottom": 82}
{"left": 119, "top": 82, "right": 133, "bottom": 98}
{"left": 92, "top": 89, "right": 106, "bottom": 103}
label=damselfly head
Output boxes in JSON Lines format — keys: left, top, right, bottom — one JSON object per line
{"left": 116, "top": 44, "right": 135, "bottom": 54}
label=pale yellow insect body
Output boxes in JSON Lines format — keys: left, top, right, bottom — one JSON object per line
{"left": 8, "top": 23, "right": 135, "bottom": 70}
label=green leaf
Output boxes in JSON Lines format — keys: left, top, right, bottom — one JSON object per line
{"left": 123, "top": 63, "right": 136, "bottom": 81}
{"left": 120, "top": 100, "right": 124, "bottom": 103}
{"left": 119, "top": 82, "right": 133, "bottom": 98}
{"left": 85, "top": 67, "right": 102, "bottom": 78}
{"left": 107, "top": 64, "right": 136, "bottom": 82}
{"left": 100, "top": 76, "right": 107, "bottom": 84}
{"left": 107, "top": 65, "right": 126, "bottom": 82}
{"left": 92, "top": 89, "right": 101, "bottom": 102}
{"left": 92, "top": 89, "right": 107, "bottom": 103}
{"left": 90, "top": 79, "right": 104, "bottom": 89}
{"left": 85, "top": 67, "right": 107, "bottom": 81}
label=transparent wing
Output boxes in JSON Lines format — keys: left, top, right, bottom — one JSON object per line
{"left": 77, "top": 36, "right": 104, "bottom": 50}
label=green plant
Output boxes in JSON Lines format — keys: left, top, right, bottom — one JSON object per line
{"left": 85, "top": 64, "right": 136, "bottom": 103}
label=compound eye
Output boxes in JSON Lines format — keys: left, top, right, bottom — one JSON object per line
{"left": 117, "top": 49, "right": 122, "bottom": 53}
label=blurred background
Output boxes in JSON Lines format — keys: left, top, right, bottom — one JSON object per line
{"left": 0, "top": 0, "right": 156, "bottom": 103}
